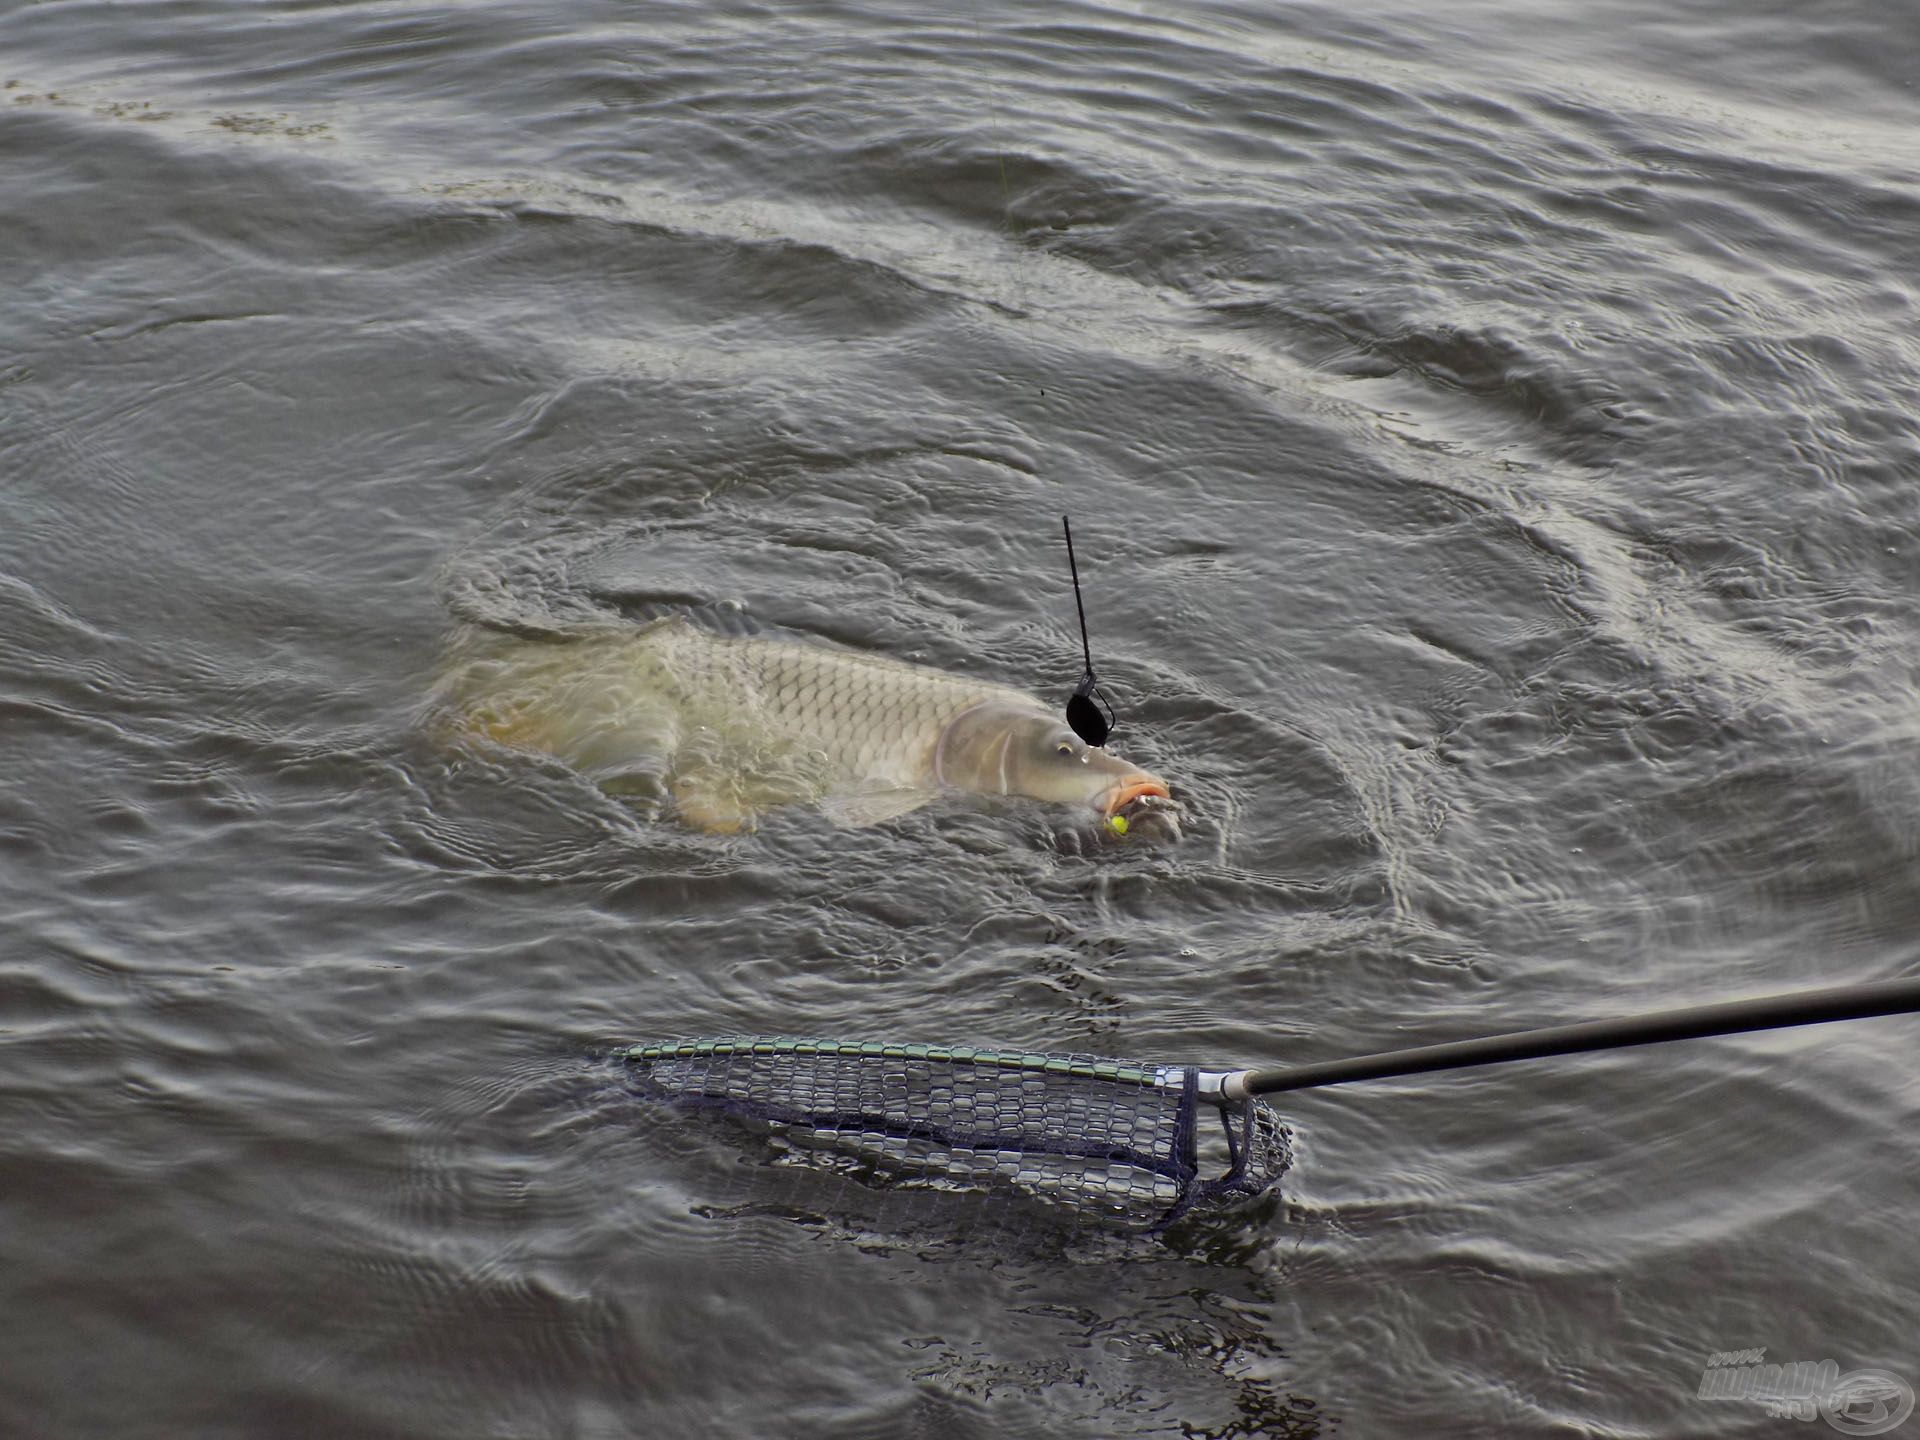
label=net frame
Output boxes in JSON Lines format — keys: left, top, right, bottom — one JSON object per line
{"left": 622, "top": 1037, "right": 1292, "bottom": 1233}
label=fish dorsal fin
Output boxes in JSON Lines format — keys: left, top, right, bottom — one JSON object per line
{"left": 594, "top": 595, "right": 776, "bottom": 640}
{"left": 818, "top": 789, "right": 933, "bottom": 830}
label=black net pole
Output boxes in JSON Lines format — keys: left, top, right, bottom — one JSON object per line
{"left": 1238, "top": 976, "right": 1920, "bottom": 1098}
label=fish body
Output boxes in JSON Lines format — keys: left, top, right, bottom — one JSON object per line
{"left": 432, "top": 617, "right": 1174, "bottom": 834}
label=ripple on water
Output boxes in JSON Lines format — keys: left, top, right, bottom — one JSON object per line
{"left": 5, "top": 0, "right": 1920, "bottom": 1434}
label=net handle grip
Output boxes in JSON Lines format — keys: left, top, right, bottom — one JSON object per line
{"left": 1220, "top": 976, "right": 1920, "bottom": 1100}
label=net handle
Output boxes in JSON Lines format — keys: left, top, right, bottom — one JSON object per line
{"left": 1221, "top": 976, "right": 1920, "bottom": 1100}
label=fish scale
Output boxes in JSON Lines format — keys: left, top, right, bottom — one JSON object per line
{"left": 695, "top": 626, "right": 1012, "bottom": 779}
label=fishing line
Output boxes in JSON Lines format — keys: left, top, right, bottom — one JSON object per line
{"left": 1061, "top": 514, "right": 1115, "bottom": 748}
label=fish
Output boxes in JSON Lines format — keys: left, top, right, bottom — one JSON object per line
{"left": 429, "top": 616, "right": 1179, "bottom": 836}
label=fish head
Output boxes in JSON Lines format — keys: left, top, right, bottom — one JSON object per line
{"left": 934, "top": 703, "right": 1180, "bottom": 838}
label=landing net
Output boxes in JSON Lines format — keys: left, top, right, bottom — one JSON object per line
{"left": 622, "top": 1038, "right": 1292, "bottom": 1233}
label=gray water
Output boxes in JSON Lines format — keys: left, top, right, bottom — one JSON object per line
{"left": 4, "top": 1, "right": 1919, "bottom": 1435}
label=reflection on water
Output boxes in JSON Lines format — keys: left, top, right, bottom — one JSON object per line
{"left": 2, "top": 0, "right": 1918, "bottom": 1434}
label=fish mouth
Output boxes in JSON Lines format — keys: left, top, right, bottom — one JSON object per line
{"left": 1098, "top": 774, "right": 1172, "bottom": 816}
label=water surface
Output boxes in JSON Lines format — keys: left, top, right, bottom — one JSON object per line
{"left": 4, "top": 0, "right": 1918, "bottom": 1434}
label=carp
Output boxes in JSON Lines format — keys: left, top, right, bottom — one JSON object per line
{"left": 431, "top": 617, "right": 1178, "bottom": 837}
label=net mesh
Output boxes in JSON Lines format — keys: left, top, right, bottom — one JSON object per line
{"left": 622, "top": 1038, "right": 1292, "bottom": 1233}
